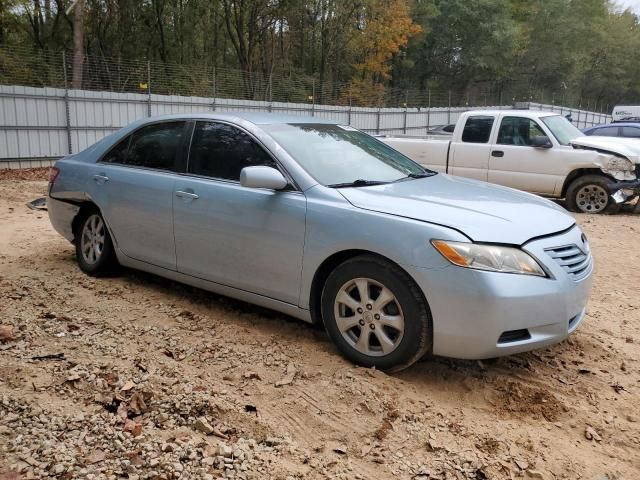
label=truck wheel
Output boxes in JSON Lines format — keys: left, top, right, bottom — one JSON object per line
{"left": 321, "top": 255, "right": 432, "bottom": 372}
{"left": 566, "top": 175, "right": 615, "bottom": 214}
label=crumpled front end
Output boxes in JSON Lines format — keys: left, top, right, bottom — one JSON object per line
{"left": 607, "top": 164, "right": 640, "bottom": 207}
{"left": 571, "top": 138, "right": 640, "bottom": 207}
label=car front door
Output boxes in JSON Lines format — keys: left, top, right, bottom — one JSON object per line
{"left": 173, "top": 121, "right": 306, "bottom": 305}
{"left": 90, "top": 121, "right": 189, "bottom": 270}
{"left": 449, "top": 115, "right": 495, "bottom": 181}
{"left": 488, "top": 116, "right": 566, "bottom": 195}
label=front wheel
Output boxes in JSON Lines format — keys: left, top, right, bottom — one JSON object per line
{"left": 566, "top": 174, "right": 615, "bottom": 214}
{"left": 75, "top": 211, "right": 118, "bottom": 275}
{"left": 321, "top": 255, "right": 432, "bottom": 372}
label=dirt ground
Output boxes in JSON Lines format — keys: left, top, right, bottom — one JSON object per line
{"left": 0, "top": 176, "right": 638, "bottom": 480}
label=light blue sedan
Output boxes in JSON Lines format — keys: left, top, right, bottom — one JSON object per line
{"left": 48, "top": 113, "right": 593, "bottom": 371}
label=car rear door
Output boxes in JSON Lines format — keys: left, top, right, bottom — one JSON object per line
{"left": 488, "top": 115, "right": 565, "bottom": 195}
{"left": 172, "top": 120, "right": 306, "bottom": 305}
{"left": 449, "top": 115, "right": 495, "bottom": 181}
{"left": 89, "top": 120, "right": 189, "bottom": 270}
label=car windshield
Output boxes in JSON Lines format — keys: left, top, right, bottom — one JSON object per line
{"left": 541, "top": 115, "right": 584, "bottom": 145}
{"left": 262, "top": 123, "right": 432, "bottom": 186}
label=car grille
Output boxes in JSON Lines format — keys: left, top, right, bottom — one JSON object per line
{"left": 545, "top": 244, "right": 592, "bottom": 281}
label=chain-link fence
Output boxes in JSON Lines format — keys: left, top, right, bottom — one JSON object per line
{"left": 0, "top": 44, "right": 614, "bottom": 168}
{"left": 0, "top": 44, "right": 614, "bottom": 111}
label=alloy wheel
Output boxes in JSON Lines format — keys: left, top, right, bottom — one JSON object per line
{"left": 333, "top": 277, "right": 405, "bottom": 357}
{"left": 80, "top": 214, "right": 106, "bottom": 265}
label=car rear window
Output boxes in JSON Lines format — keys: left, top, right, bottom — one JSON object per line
{"left": 101, "top": 121, "right": 187, "bottom": 171}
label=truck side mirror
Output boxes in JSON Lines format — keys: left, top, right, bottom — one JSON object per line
{"left": 531, "top": 136, "right": 553, "bottom": 149}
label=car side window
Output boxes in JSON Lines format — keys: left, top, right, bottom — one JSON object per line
{"left": 461, "top": 116, "right": 494, "bottom": 143}
{"left": 188, "top": 121, "right": 277, "bottom": 181}
{"left": 590, "top": 126, "right": 620, "bottom": 137}
{"left": 497, "top": 117, "right": 546, "bottom": 146}
{"left": 621, "top": 127, "right": 640, "bottom": 138}
{"left": 124, "top": 121, "right": 186, "bottom": 171}
{"left": 102, "top": 137, "right": 130, "bottom": 164}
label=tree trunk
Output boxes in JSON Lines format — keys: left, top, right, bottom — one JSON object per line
{"left": 71, "top": 0, "right": 85, "bottom": 89}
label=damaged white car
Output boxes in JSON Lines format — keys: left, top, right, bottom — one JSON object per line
{"left": 381, "top": 110, "right": 640, "bottom": 213}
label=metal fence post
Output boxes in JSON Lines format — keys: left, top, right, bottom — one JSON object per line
{"left": 347, "top": 95, "right": 352, "bottom": 126}
{"left": 403, "top": 91, "right": 408, "bottom": 135}
{"left": 376, "top": 107, "right": 381, "bottom": 135}
{"left": 268, "top": 72, "right": 273, "bottom": 112}
{"left": 212, "top": 67, "right": 217, "bottom": 111}
{"left": 447, "top": 90, "right": 452, "bottom": 124}
{"left": 311, "top": 80, "right": 315, "bottom": 116}
{"left": 62, "top": 52, "right": 73, "bottom": 155}
{"left": 147, "top": 61, "right": 152, "bottom": 117}
{"left": 427, "top": 89, "right": 431, "bottom": 130}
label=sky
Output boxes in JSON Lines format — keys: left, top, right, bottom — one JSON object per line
{"left": 615, "top": 0, "right": 640, "bottom": 14}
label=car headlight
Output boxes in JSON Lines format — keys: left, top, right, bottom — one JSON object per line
{"left": 431, "top": 240, "right": 546, "bottom": 277}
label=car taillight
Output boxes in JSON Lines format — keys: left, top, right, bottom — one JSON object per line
{"left": 48, "top": 166, "right": 60, "bottom": 185}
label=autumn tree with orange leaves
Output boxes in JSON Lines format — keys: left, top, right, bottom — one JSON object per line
{"left": 342, "top": 0, "right": 421, "bottom": 106}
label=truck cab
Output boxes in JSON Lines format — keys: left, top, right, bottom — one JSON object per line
{"left": 437, "top": 110, "right": 582, "bottom": 196}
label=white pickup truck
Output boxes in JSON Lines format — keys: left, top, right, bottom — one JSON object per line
{"left": 381, "top": 110, "right": 640, "bottom": 213}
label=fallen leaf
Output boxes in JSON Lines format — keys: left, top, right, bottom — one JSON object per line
{"left": 129, "top": 391, "right": 150, "bottom": 414}
{"left": 120, "top": 380, "right": 135, "bottom": 392}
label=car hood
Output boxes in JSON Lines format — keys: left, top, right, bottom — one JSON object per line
{"left": 571, "top": 136, "right": 640, "bottom": 163}
{"left": 337, "top": 174, "right": 575, "bottom": 245}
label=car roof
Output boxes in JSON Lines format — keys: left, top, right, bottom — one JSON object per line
{"left": 588, "top": 123, "right": 640, "bottom": 129}
{"left": 136, "top": 112, "right": 338, "bottom": 126}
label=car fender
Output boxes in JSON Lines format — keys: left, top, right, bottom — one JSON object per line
{"left": 297, "top": 186, "right": 468, "bottom": 310}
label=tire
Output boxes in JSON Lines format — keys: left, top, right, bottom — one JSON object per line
{"left": 565, "top": 174, "right": 615, "bottom": 214}
{"left": 75, "top": 210, "right": 118, "bottom": 275}
{"left": 321, "top": 255, "right": 432, "bottom": 372}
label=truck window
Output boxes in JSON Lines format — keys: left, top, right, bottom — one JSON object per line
{"left": 497, "top": 117, "right": 546, "bottom": 146}
{"left": 461, "top": 116, "right": 494, "bottom": 143}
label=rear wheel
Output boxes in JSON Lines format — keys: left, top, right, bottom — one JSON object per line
{"left": 566, "top": 175, "right": 614, "bottom": 214}
{"left": 75, "top": 211, "right": 118, "bottom": 275}
{"left": 321, "top": 255, "right": 431, "bottom": 372}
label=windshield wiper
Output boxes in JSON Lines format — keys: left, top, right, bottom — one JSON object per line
{"left": 327, "top": 179, "right": 390, "bottom": 188}
{"left": 407, "top": 171, "right": 436, "bottom": 178}
{"left": 392, "top": 171, "right": 438, "bottom": 183}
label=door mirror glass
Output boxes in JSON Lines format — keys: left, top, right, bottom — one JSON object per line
{"left": 240, "top": 166, "right": 288, "bottom": 190}
{"left": 530, "top": 135, "right": 553, "bottom": 148}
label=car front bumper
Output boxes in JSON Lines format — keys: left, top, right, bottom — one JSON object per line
{"left": 405, "top": 225, "right": 593, "bottom": 360}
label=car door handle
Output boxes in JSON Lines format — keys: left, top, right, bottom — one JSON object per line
{"left": 93, "top": 174, "right": 109, "bottom": 183}
{"left": 175, "top": 190, "right": 199, "bottom": 200}
{"left": 491, "top": 150, "right": 504, "bottom": 157}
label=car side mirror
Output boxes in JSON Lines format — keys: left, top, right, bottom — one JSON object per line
{"left": 531, "top": 136, "right": 553, "bottom": 148}
{"left": 240, "top": 166, "right": 288, "bottom": 190}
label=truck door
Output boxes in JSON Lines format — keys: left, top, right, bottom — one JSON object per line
{"left": 488, "top": 115, "right": 564, "bottom": 195}
{"left": 449, "top": 115, "right": 494, "bottom": 181}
